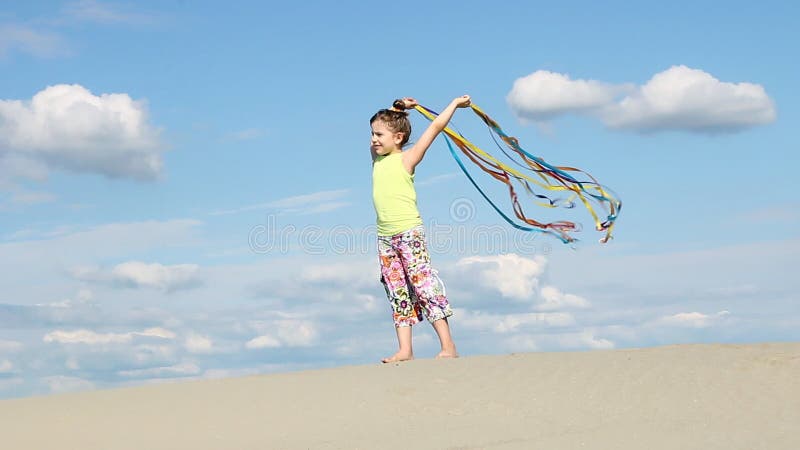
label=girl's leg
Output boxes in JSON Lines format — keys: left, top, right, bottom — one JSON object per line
{"left": 382, "top": 326, "right": 413, "bottom": 363}
{"left": 398, "top": 227, "right": 457, "bottom": 358}
{"left": 432, "top": 317, "right": 458, "bottom": 358}
{"left": 378, "top": 235, "right": 421, "bottom": 363}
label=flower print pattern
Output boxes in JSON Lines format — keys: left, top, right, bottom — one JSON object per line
{"left": 378, "top": 226, "right": 453, "bottom": 327}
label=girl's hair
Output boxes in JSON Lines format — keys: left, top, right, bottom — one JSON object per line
{"left": 370, "top": 99, "right": 412, "bottom": 147}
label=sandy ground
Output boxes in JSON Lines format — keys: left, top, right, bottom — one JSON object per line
{"left": 1, "top": 342, "right": 797, "bottom": 449}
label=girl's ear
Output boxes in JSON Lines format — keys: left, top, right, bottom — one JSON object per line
{"left": 393, "top": 132, "right": 405, "bottom": 146}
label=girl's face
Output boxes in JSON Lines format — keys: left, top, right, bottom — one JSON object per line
{"left": 370, "top": 120, "right": 404, "bottom": 156}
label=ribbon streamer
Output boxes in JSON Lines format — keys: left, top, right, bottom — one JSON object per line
{"left": 413, "top": 103, "right": 621, "bottom": 244}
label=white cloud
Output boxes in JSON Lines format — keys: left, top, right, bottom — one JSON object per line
{"left": 38, "top": 288, "right": 95, "bottom": 309}
{"left": 276, "top": 320, "right": 318, "bottom": 347}
{"left": 604, "top": 66, "right": 776, "bottom": 131}
{"left": 139, "top": 327, "right": 176, "bottom": 339}
{"left": 655, "top": 310, "right": 731, "bottom": 328}
{"left": 507, "top": 65, "right": 776, "bottom": 133}
{"left": 0, "top": 24, "right": 68, "bottom": 58}
{"left": 118, "top": 362, "right": 201, "bottom": 378}
{"left": 245, "top": 319, "right": 319, "bottom": 348}
{"left": 251, "top": 257, "right": 383, "bottom": 317}
{"left": 43, "top": 327, "right": 177, "bottom": 345}
{"left": 111, "top": 261, "right": 201, "bottom": 292}
{"left": 73, "top": 261, "right": 202, "bottom": 293}
{"left": 131, "top": 344, "right": 176, "bottom": 365}
{"left": 507, "top": 70, "right": 622, "bottom": 120}
{"left": 185, "top": 333, "right": 213, "bottom": 353}
{"left": 458, "top": 309, "right": 576, "bottom": 333}
{"left": 0, "top": 84, "right": 165, "bottom": 180}
{"left": 44, "top": 329, "right": 133, "bottom": 345}
{"left": 298, "top": 261, "right": 376, "bottom": 288}
{"left": 555, "top": 331, "right": 615, "bottom": 350}
{"left": 537, "top": 285, "right": 590, "bottom": 311}
{"left": 245, "top": 335, "right": 281, "bottom": 349}
{"left": 456, "top": 254, "right": 546, "bottom": 300}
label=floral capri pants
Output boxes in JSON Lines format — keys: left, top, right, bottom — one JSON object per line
{"left": 378, "top": 225, "right": 453, "bottom": 327}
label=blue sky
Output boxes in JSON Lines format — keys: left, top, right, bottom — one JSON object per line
{"left": 1, "top": 0, "right": 798, "bottom": 398}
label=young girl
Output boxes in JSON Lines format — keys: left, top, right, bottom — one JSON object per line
{"left": 371, "top": 95, "right": 471, "bottom": 363}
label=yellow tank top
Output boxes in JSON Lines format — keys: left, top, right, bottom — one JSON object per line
{"left": 372, "top": 152, "right": 423, "bottom": 236}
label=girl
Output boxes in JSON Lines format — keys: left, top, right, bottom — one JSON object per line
{"left": 371, "top": 95, "right": 471, "bottom": 363}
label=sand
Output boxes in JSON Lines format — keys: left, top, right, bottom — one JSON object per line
{"left": 1, "top": 342, "right": 798, "bottom": 449}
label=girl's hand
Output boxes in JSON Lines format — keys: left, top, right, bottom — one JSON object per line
{"left": 453, "top": 95, "right": 471, "bottom": 108}
{"left": 401, "top": 97, "right": 418, "bottom": 109}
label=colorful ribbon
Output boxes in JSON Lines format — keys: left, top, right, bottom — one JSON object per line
{"left": 413, "top": 103, "right": 621, "bottom": 244}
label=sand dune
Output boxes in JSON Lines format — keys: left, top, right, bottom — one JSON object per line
{"left": 1, "top": 342, "right": 797, "bottom": 449}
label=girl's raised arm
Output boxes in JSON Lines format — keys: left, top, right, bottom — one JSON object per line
{"left": 402, "top": 95, "right": 470, "bottom": 174}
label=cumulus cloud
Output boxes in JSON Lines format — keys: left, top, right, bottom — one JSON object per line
{"left": 0, "top": 84, "right": 165, "bottom": 181}
{"left": 456, "top": 254, "right": 546, "bottom": 300}
{"left": 246, "top": 319, "right": 318, "bottom": 349}
{"left": 72, "top": 261, "right": 202, "bottom": 293}
{"left": 507, "top": 65, "right": 776, "bottom": 133}
{"left": 275, "top": 319, "right": 318, "bottom": 347}
{"left": 655, "top": 310, "right": 731, "bottom": 328}
{"left": 507, "top": 70, "right": 622, "bottom": 120}
{"left": 537, "top": 285, "right": 590, "bottom": 311}
{"left": 249, "top": 258, "right": 383, "bottom": 318}
{"left": 452, "top": 254, "right": 589, "bottom": 312}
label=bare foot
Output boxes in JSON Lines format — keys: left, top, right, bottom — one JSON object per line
{"left": 381, "top": 352, "right": 414, "bottom": 363}
{"left": 436, "top": 347, "right": 458, "bottom": 359}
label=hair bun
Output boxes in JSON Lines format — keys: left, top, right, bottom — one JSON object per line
{"left": 392, "top": 99, "right": 406, "bottom": 111}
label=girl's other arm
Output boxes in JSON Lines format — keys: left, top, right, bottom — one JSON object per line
{"left": 402, "top": 95, "right": 470, "bottom": 174}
